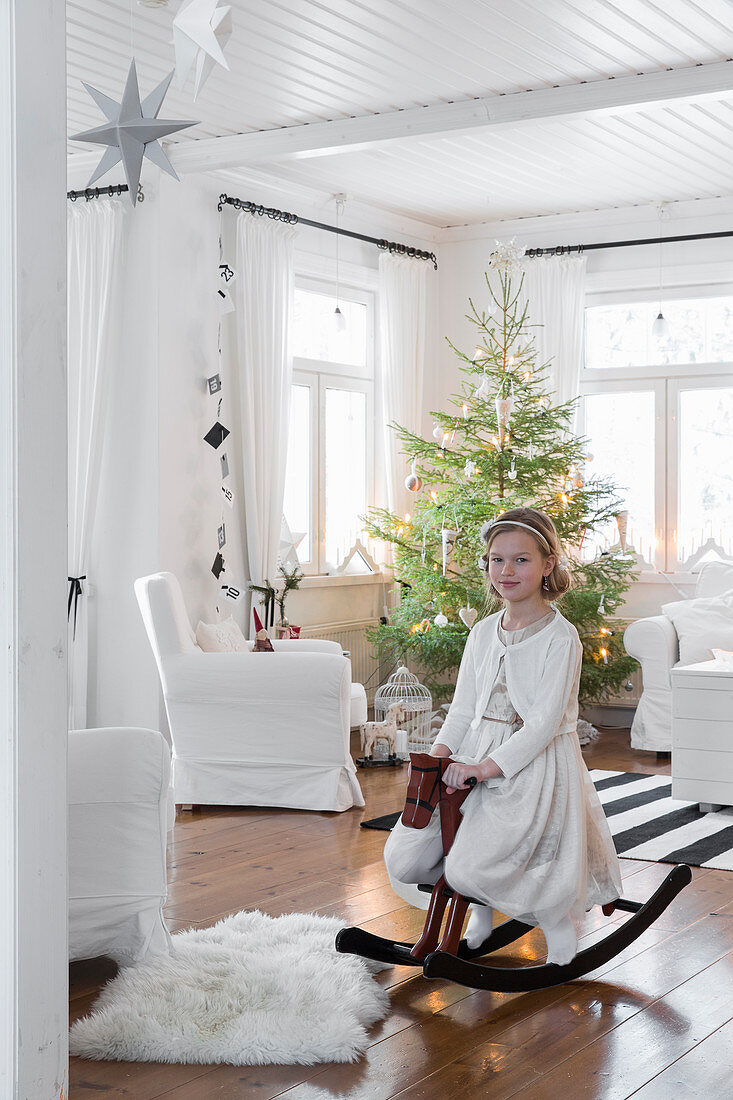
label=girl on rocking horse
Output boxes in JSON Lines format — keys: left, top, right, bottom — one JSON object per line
{"left": 384, "top": 507, "right": 623, "bottom": 965}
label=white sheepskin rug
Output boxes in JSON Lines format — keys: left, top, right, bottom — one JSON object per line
{"left": 69, "top": 910, "right": 389, "bottom": 1065}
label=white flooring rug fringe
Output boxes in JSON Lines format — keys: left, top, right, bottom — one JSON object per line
{"left": 69, "top": 910, "right": 389, "bottom": 1066}
{"left": 591, "top": 770, "right": 733, "bottom": 871}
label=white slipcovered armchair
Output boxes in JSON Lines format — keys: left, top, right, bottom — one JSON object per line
{"left": 69, "top": 726, "right": 172, "bottom": 965}
{"left": 624, "top": 560, "right": 733, "bottom": 752}
{"left": 134, "top": 572, "right": 364, "bottom": 812}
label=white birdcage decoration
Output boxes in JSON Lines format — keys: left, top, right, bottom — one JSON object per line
{"left": 374, "top": 666, "right": 432, "bottom": 759}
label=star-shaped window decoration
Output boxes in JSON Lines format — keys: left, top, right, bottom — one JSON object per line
{"left": 71, "top": 60, "right": 198, "bottom": 205}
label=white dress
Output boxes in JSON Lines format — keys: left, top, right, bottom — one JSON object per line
{"left": 384, "top": 609, "right": 622, "bottom": 929}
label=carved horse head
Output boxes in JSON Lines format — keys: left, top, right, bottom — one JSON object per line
{"left": 401, "top": 753, "right": 446, "bottom": 829}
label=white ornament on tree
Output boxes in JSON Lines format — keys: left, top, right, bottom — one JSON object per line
{"left": 474, "top": 375, "right": 491, "bottom": 401}
{"left": 488, "top": 238, "right": 526, "bottom": 276}
{"left": 404, "top": 458, "right": 423, "bottom": 493}
{"left": 173, "top": 0, "right": 233, "bottom": 99}
{"left": 441, "top": 527, "right": 458, "bottom": 576}
{"left": 433, "top": 612, "right": 448, "bottom": 628}
{"left": 432, "top": 422, "right": 444, "bottom": 441}
{"left": 71, "top": 60, "right": 197, "bottom": 204}
{"left": 495, "top": 394, "right": 514, "bottom": 427}
{"left": 458, "top": 606, "right": 477, "bottom": 629}
{"left": 464, "top": 459, "right": 478, "bottom": 478}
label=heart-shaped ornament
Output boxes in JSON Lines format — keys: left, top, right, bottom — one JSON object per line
{"left": 459, "top": 606, "right": 478, "bottom": 629}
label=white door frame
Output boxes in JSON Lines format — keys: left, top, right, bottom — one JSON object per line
{"left": 0, "top": 2, "right": 68, "bottom": 1095}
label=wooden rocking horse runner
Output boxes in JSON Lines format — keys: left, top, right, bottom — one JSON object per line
{"left": 336, "top": 753, "right": 692, "bottom": 993}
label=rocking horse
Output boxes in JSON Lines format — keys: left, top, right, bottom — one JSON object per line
{"left": 336, "top": 753, "right": 692, "bottom": 992}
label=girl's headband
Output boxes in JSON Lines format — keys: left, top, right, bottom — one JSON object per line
{"left": 480, "top": 519, "right": 553, "bottom": 554}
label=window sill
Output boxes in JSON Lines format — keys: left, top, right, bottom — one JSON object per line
{"left": 299, "top": 572, "right": 387, "bottom": 589}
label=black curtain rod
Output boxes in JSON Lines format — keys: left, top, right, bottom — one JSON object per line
{"left": 67, "top": 183, "right": 144, "bottom": 202}
{"left": 217, "top": 192, "right": 438, "bottom": 269}
{"left": 525, "top": 229, "right": 733, "bottom": 257}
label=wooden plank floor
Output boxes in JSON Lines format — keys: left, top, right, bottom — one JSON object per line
{"left": 69, "top": 728, "right": 733, "bottom": 1099}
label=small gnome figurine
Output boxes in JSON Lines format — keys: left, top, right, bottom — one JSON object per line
{"left": 252, "top": 607, "right": 274, "bottom": 652}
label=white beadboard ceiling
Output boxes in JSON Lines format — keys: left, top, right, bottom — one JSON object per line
{"left": 67, "top": 0, "right": 733, "bottom": 226}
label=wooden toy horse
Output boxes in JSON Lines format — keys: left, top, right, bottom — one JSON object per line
{"left": 336, "top": 752, "right": 692, "bottom": 992}
{"left": 360, "top": 701, "right": 405, "bottom": 759}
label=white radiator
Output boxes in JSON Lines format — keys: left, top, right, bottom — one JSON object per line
{"left": 301, "top": 618, "right": 383, "bottom": 703}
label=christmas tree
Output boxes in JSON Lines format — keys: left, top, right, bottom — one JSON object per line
{"left": 367, "top": 243, "right": 637, "bottom": 707}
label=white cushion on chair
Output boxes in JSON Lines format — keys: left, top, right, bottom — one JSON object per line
{"left": 196, "top": 617, "right": 248, "bottom": 652}
{"left": 350, "top": 682, "right": 367, "bottom": 729}
{"left": 662, "top": 588, "right": 733, "bottom": 667}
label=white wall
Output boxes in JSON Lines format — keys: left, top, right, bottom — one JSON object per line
{"left": 436, "top": 196, "right": 733, "bottom": 619}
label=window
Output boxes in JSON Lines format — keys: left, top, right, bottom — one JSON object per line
{"left": 581, "top": 292, "right": 733, "bottom": 571}
{"left": 283, "top": 278, "right": 375, "bottom": 573}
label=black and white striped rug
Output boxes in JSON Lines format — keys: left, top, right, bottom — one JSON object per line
{"left": 592, "top": 770, "right": 733, "bottom": 871}
{"left": 361, "top": 770, "right": 733, "bottom": 870}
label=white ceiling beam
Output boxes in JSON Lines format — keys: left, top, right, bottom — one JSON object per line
{"left": 66, "top": 60, "right": 733, "bottom": 180}
{"left": 166, "top": 60, "right": 733, "bottom": 174}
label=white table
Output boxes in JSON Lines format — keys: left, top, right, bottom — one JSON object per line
{"left": 671, "top": 660, "right": 733, "bottom": 811}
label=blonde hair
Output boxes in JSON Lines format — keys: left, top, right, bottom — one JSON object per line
{"left": 480, "top": 507, "right": 572, "bottom": 602}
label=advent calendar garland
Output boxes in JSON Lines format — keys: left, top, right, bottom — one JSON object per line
{"left": 203, "top": 221, "right": 243, "bottom": 609}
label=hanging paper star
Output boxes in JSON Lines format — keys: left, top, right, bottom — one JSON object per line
{"left": 71, "top": 60, "right": 197, "bottom": 205}
{"left": 279, "top": 517, "right": 306, "bottom": 568}
{"left": 173, "top": 0, "right": 233, "bottom": 100}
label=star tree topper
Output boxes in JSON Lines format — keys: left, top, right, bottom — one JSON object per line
{"left": 173, "top": 0, "right": 233, "bottom": 100}
{"left": 71, "top": 60, "right": 198, "bottom": 205}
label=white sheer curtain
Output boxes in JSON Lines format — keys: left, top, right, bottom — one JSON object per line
{"left": 233, "top": 214, "right": 296, "bottom": 603}
{"left": 379, "top": 253, "right": 432, "bottom": 518}
{"left": 520, "top": 255, "right": 587, "bottom": 432}
{"left": 67, "top": 199, "right": 125, "bottom": 729}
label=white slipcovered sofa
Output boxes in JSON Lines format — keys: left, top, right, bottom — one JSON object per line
{"left": 623, "top": 560, "right": 733, "bottom": 752}
{"left": 69, "top": 726, "right": 172, "bottom": 965}
{"left": 135, "top": 572, "right": 364, "bottom": 812}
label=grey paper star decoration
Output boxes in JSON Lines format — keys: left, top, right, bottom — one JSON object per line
{"left": 71, "top": 59, "right": 198, "bottom": 205}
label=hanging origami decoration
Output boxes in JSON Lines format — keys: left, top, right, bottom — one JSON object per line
{"left": 71, "top": 61, "right": 197, "bottom": 205}
{"left": 203, "top": 421, "right": 230, "bottom": 449}
{"left": 173, "top": 0, "right": 233, "bottom": 100}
